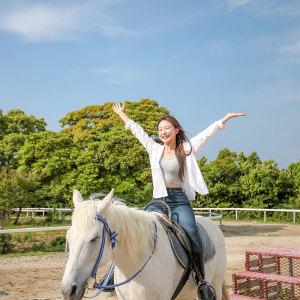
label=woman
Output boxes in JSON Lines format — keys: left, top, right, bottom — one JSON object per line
{"left": 112, "top": 102, "right": 246, "bottom": 298}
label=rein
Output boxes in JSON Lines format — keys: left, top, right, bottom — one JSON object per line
{"left": 85, "top": 214, "right": 158, "bottom": 298}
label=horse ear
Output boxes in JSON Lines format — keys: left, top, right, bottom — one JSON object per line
{"left": 73, "top": 189, "right": 83, "bottom": 208}
{"left": 97, "top": 188, "right": 114, "bottom": 213}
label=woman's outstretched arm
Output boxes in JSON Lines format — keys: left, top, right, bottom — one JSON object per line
{"left": 112, "top": 102, "right": 157, "bottom": 153}
{"left": 221, "top": 112, "right": 247, "bottom": 124}
{"left": 191, "top": 112, "right": 246, "bottom": 154}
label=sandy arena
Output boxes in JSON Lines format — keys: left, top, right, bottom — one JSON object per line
{"left": 1, "top": 221, "right": 299, "bottom": 300}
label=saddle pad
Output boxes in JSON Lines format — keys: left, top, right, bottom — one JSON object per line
{"left": 165, "top": 223, "right": 216, "bottom": 269}
{"left": 167, "top": 229, "right": 189, "bottom": 269}
{"left": 196, "top": 223, "right": 216, "bottom": 263}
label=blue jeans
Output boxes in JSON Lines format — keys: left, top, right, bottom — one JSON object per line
{"left": 145, "top": 188, "right": 203, "bottom": 257}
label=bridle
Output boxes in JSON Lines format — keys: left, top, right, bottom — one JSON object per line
{"left": 84, "top": 214, "right": 158, "bottom": 298}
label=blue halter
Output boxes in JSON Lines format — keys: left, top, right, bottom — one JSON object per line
{"left": 85, "top": 214, "right": 158, "bottom": 298}
{"left": 90, "top": 215, "right": 118, "bottom": 279}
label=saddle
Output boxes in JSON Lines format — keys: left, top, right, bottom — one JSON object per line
{"left": 157, "top": 214, "right": 215, "bottom": 265}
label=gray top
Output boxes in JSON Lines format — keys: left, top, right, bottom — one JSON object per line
{"left": 160, "top": 156, "right": 183, "bottom": 186}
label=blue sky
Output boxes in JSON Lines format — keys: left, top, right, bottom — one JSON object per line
{"left": 0, "top": 0, "right": 299, "bottom": 168}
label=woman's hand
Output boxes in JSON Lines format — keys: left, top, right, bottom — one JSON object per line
{"left": 112, "top": 102, "right": 130, "bottom": 123}
{"left": 222, "top": 112, "right": 247, "bottom": 124}
{"left": 112, "top": 103, "right": 125, "bottom": 115}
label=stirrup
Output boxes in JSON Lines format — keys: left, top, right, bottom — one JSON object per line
{"left": 197, "top": 280, "right": 216, "bottom": 300}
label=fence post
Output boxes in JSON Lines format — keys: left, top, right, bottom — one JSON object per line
{"left": 235, "top": 209, "right": 238, "bottom": 220}
{"left": 65, "top": 240, "right": 69, "bottom": 253}
{"left": 264, "top": 211, "right": 266, "bottom": 222}
{"left": 293, "top": 211, "right": 296, "bottom": 223}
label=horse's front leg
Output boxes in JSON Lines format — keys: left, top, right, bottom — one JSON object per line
{"left": 116, "top": 286, "right": 162, "bottom": 300}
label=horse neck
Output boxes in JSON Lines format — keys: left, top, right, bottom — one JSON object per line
{"left": 106, "top": 204, "right": 155, "bottom": 273}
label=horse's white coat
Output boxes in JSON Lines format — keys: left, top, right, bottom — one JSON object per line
{"left": 61, "top": 190, "right": 227, "bottom": 300}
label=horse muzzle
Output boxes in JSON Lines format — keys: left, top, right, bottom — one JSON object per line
{"left": 61, "top": 280, "right": 85, "bottom": 300}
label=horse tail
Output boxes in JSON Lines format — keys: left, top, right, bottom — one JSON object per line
{"left": 222, "top": 282, "right": 230, "bottom": 300}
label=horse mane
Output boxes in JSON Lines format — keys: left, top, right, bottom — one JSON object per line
{"left": 72, "top": 198, "right": 156, "bottom": 268}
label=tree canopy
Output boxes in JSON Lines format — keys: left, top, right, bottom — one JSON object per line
{"left": 18, "top": 99, "right": 168, "bottom": 206}
{"left": 0, "top": 109, "right": 46, "bottom": 168}
{"left": 195, "top": 148, "right": 297, "bottom": 209}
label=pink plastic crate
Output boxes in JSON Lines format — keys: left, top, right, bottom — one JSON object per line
{"left": 245, "top": 248, "right": 300, "bottom": 278}
{"left": 232, "top": 270, "right": 300, "bottom": 300}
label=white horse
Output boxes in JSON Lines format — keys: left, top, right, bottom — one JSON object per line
{"left": 61, "top": 189, "right": 228, "bottom": 300}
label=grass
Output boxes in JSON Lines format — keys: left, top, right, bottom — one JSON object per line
{"left": 0, "top": 229, "right": 67, "bottom": 255}
{"left": 2, "top": 216, "right": 71, "bottom": 229}
{"left": 0, "top": 250, "right": 65, "bottom": 258}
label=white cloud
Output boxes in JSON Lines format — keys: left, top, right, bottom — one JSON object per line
{"left": 91, "top": 66, "right": 149, "bottom": 85}
{"left": 278, "top": 44, "right": 300, "bottom": 64}
{"left": 228, "top": 0, "right": 300, "bottom": 17}
{"left": 205, "top": 40, "right": 241, "bottom": 59}
{"left": 0, "top": 1, "right": 133, "bottom": 42}
{"left": 249, "top": 78, "right": 300, "bottom": 108}
{"left": 276, "top": 29, "right": 300, "bottom": 64}
{"left": 279, "top": 41, "right": 300, "bottom": 55}
{"left": 253, "top": 1, "right": 300, "bottom": 18}
{"left": 228, "top": 0, "right": 252, "bottom": 11}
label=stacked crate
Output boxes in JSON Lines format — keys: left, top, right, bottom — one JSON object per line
{"left": 231, "top": 248, "right": 300, "bottom": 300}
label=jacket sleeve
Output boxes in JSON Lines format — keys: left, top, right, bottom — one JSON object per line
{"left": 190, "top": 119, "right": 224, "bottom": 154}
{"left": 125, "top": 119, "right": 156, "bottom": 154}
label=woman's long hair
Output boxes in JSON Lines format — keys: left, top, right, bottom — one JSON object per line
{"left": 156, "top": 116, "right": 192, "bottom": 180}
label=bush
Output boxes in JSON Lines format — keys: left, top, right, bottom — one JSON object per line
{"left": 0, "top": 234, "right": 14, "bottom": 254}
{"left": 51, "top": 236, "right": 66, "bottom": 247}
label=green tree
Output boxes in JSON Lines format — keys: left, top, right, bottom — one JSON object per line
{"left": 0, "top": 167, "right": 38, "bottom": 227}
{"left": 0, "top": 109, "right": 46, "bottom": 168}
{"left": 0, "top": 109, "right": 6, "bottom": 139}
{"left": 18, "top": 99, "right": 169, "bottom": 206}
{"left": 195, "top": 149, "right": 296, "bottom": 210}
{"left": 195, "top": 148, "right": 245, "bottom": 208}
{"left": 240, "top": 160, "right": 296, "bottom": 208}
{"left": 288, "top": 161, "right": 300, "bottom": 208}
{"left": 18, "top": 131, "right": 76, "bottom": 207}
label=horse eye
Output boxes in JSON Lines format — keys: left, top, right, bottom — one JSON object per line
{"left": 90, "top": 237, "right": 99, "bottom": 243}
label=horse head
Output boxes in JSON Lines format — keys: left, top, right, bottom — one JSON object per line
{"left": 60, "top": 189, "right": 115, "bottom": 300}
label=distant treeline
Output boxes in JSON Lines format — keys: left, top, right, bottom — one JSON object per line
{"left": 0, "top": 99, "right": 299, "bottom": 227}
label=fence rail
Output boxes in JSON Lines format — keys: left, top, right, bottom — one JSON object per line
{"left": 10, "top": 207, "right": 300, "bottom": 222}
{"left": 0, "top": 207, "right": 298, "bottom": 235}
{"left": 0, "top": 226, "right": 70, "bottom": 234}
{"left": 11, "top": 208, "right": 72, "bottom": 218}
{"left": 8, "top": 206, "right": 300, "bottom": 224}
{"left": 194, "top": 207, "right": 300, "bottom": 223}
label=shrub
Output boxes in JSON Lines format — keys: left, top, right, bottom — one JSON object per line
{"left": 0, "top": 234, "right": 14, "bottom": 254}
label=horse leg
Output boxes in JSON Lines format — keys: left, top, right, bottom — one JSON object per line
{"left": 211, "top": 277, "right": 225, "bottom": 300}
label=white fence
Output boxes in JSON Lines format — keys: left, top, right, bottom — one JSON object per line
{"left": 1, "top": 206, "right": 299, "bottom": 235}
{"left": 194, "top": 207, "right": 300, "bottom": 223}
{"left": 7, "top": 206, "right": 300, "bottom": 227}
{"left": 11, "top": 208, "right": 72, "bottom": 219}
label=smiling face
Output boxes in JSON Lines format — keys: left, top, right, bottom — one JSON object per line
{"left": 157, "top": 120, "right": 179, "bottom": 145}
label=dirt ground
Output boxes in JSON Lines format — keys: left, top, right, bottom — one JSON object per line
{"left": 0, "top": 221, "right": 299, "bottom": 300}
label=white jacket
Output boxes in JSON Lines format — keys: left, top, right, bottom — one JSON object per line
{"left": 125, "top": 119, "right": 224, "bottom": 200}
